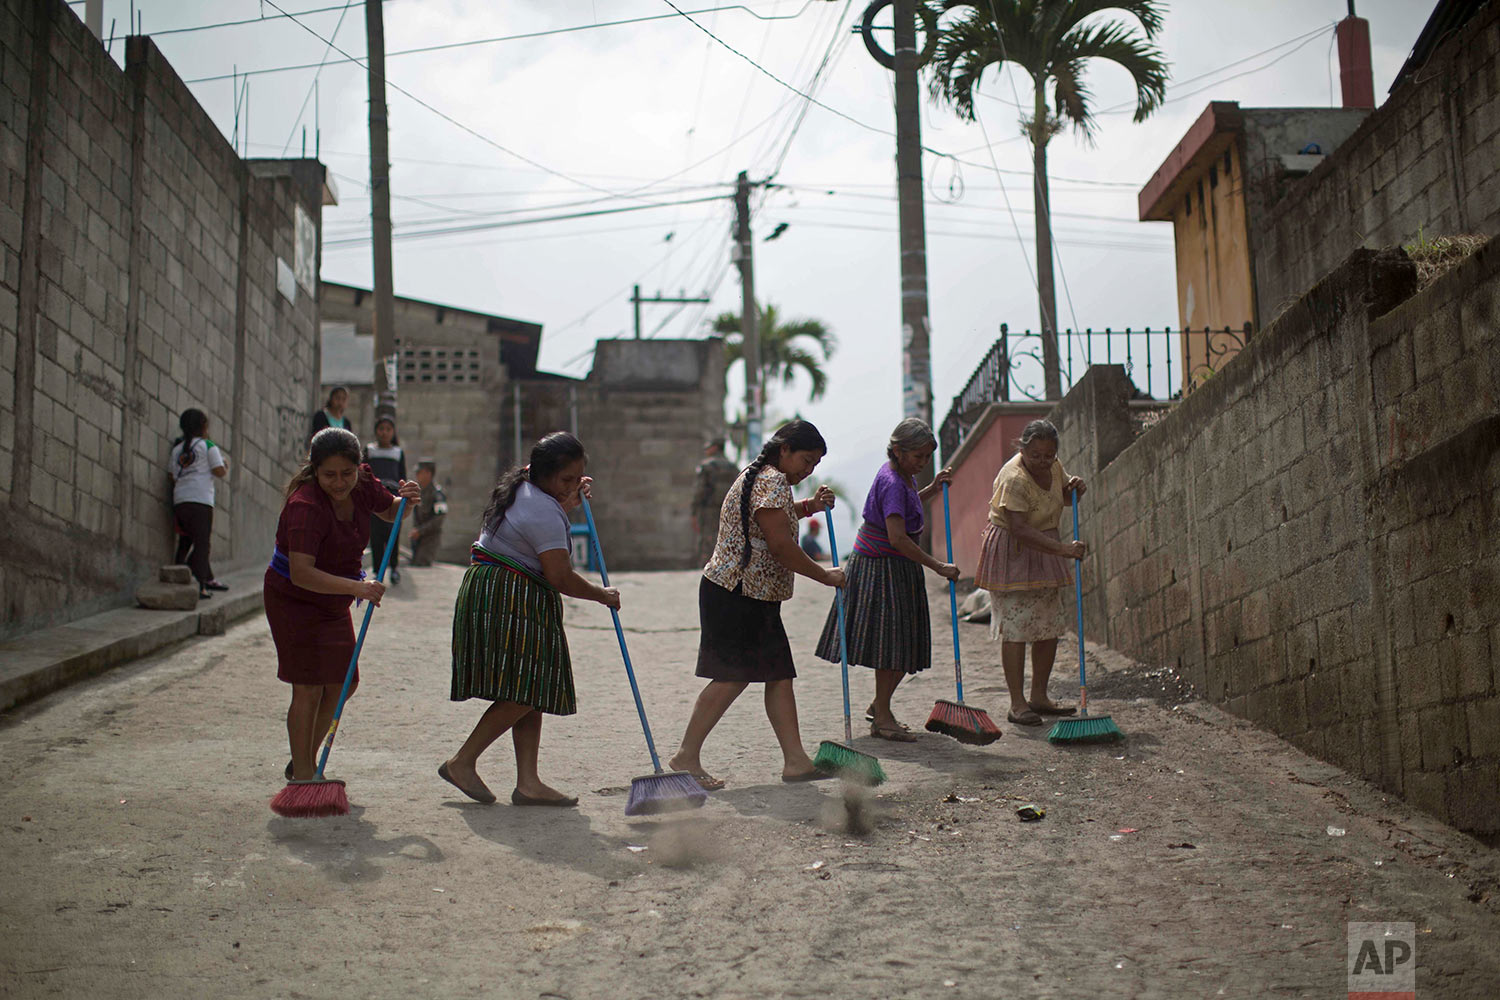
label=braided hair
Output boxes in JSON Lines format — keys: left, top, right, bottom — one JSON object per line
{"left": 737, "top": 419, "right": 827, "bottom": 568}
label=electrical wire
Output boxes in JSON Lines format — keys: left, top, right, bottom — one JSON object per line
{"left": 183, "top": 1, "right": 828, "bottom": 83}
{"left": 278, "top": 0, "right": 354, "bottom": 156}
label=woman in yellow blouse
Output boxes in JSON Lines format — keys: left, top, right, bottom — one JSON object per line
{"left": 974, "top": 420, "right": 1087, "bottom": 727}
{"left": 668, "top": 420, "right": 844, "bottom": 789}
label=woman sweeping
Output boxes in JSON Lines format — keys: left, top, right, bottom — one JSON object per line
{"left": 667, "top": 419, "right": 844, "bottom": 790}
{"left": 975, "top": 419, "right": 1087, "bottom": 727}
{"left": 814, "top": 418, "right": 958, "bottom": 740}
{"left": 363, "top": 416, "right": 407, "bottom": 585}
{"left": 440, "top": 432, "right": 620, "bottom": 807}
{"left": 264, "top": 428, "right": 419, "bottom": 781}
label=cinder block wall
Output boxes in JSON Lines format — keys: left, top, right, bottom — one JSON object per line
{"left": 1044, "top": 245, "right": 1499, "bottom": 835}
{"left": 1254, "top": 4, "right": 1500, "bottom": 322}
{"left": 0, "top": 0, "right": 322, "bottom": 639}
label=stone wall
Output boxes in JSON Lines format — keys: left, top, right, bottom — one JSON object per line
{"left": 1041, "top": 245, "right": 1499, "bottom": 835}
{"left": 0, "top": 0, "right": 323, "bottom": 639}
{"left": 1254, "top": 5, "right": 1500, "bottom": 322}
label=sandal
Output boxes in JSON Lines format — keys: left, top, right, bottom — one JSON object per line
{"left": 870, "top": 722, "right": 919, "bottom": 743}
{"left": 684, "top": 772, "right": 726, "bottom": 791}
{"left": 1007, "top": 709, "right": 1044, "bottom": 727}
{"left": 864, "top": 712, "right": 911, "bottom": 731}
{"left": 1031, "top": 701, "right": 1077, "bottom": 716}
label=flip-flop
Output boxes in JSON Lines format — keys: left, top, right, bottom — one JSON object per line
{"left": 870, "top": 722, "right": 919, "bottom": 743}
{"left": 1032, "top": 703, "right": 1078, "bottom": 716}
{"left": 686, "top": 773, "right": 726, "bottom": 791}
{"left": 1007, "top": 709, "right": 1045, "bottom": 727}
{"left": 511, "top": 789, "right": 578, "bottom": 807}
{"left": 782, "top": 768, "right": 837, "bottom": 783}
{"left": 438, "top": 761, "right": 496, "bottom": 804}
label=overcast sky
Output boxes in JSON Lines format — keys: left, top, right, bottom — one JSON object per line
{"left": 88, "top": 0, "right": 1433, "bottom": 519}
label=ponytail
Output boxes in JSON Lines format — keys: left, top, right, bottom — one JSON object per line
{"left": 482, "top": 431, "right": 587, "bottom": 532}
{"left": 737, "top": 419, "right": 827, "bottom": 568}
{"left": 286, "top": 427, "right": 363, "bottom": 499}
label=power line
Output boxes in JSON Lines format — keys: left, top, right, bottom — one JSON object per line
{"left": 278, "top": 0, "right": 354, "bottom": 156}
{"left": 323, "top": 194, "right": 728, "bottom": 248}
{"left": 149, "top": 2, "right": 396, "bottom": 38}
{"left": 766, "top": 0, "right": 856, "bottom": 180}
{"left": 183, "top": 1, "right": 828, "bottom": 83}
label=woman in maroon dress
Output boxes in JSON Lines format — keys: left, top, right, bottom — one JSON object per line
{"left": 264, "top": 428, "right": 420, "bottom": 780}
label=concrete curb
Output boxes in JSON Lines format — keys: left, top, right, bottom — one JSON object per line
{"left": 0, "top": 565, "right": 266, "bottom": 714}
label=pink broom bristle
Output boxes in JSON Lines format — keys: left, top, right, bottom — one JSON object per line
{"left": 925, "top": 699, "right": 1002, "bottom": 746}
{"left": 269, "top": 780, "right": 349, "bottom": 818}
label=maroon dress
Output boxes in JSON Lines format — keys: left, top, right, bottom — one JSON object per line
{"left": 264, "top": 467, "right": 395, "bottom": 685}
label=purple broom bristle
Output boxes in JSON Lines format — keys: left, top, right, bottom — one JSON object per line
{"left": 624, "top": 772, "right": 709, "bottom": 816}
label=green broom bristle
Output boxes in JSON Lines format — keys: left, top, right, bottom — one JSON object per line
{"left": 1046, "top": 714, "right": 1123, "bottom": 744}
{"left": 813, "top": 740, "right": 886, "bottom": 786}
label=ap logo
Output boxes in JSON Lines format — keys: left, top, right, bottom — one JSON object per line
{"left": 1348, "top": 922, "right": 1416, "bottom": 999}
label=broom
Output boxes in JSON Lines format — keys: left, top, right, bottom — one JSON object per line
{"left": 581, "top": 497, "right": 707, "bottom": 816}
{"left": 925, "top": 482, "right": 1002, "bottom": 745}
{"left": 1048, "top": 495, "right": 1123, "bottom": 744}
{"left": 271, "top": 497, "right": 407, "bottom": 817}
{"left": 811, "top": 510, "right": 887, "bottom": 786}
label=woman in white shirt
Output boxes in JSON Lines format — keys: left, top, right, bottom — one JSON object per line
{"left": 169, "top": 408, "right": 228, "bottom": 598}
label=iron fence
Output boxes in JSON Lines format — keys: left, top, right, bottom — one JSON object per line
{"left": 939, "top": 323, "right": 1252, "bottom": 460}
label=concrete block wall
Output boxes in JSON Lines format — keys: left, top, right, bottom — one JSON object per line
{"left": 1254, "top": 5, "right": 1500, "bottom": 322}
{"left": 1040, "top": 245, "right": 1500, "bottom": 835}
{"left": 0, "top": 0, "right": 322, "bottom": 640}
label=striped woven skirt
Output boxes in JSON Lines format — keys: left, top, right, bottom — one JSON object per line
{"left": 450, "top": 547, "right": 575, "bottom": 715}
{"left": 814, "top": 553, "right": 931, "bottom": 674}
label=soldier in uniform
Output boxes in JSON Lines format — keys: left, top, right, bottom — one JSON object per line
{"left": 409, "top": 458, "right": 449, "bottom": 566}
{"left": 691, "top": 438, "right": 740, "bottom": 566}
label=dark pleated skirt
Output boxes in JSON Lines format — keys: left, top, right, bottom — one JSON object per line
{"left": 695, "top": 577, "right": 796, "bottom": 683}
{"left": 815, "top": 552, "right": 931, "bottom": 674}
{"left": 450, "top": 561, "right": 575, "bottom": 715}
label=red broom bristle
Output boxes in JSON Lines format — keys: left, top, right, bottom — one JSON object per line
{"left": 269, "top": 780, "right": 349, "bottom": 818}
{"left": 925, "top": 699, "right": 1003, "bottom": 746}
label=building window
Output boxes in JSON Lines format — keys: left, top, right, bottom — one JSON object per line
{"left": 397, "top": 346, "right": 483, "bottom": 384}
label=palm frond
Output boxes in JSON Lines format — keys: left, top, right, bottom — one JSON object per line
{"left": 1051, "top": 18, "right": 1168, "bottom": 122}
{"left": 1055, "top": 0, "right": 1165, "bottom": 39}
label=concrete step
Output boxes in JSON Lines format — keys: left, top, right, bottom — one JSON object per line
{"left": 0, "top": 564, "right": 267, "bottom": 713}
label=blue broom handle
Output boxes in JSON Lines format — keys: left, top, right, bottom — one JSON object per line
{"left": 942, "top": 483, "right": 964, "bottom": 704}
{"left": 1073, "top": 494, "right": 1088, "bottom": 715}
{"left": 316, "top": 496, "right": 406, "bottom": 778}
{"left": 581, "top": 497, "right": 663, "bottom": 774}
{"left": 823, "top": 509, "right": 852, "bottom": 744}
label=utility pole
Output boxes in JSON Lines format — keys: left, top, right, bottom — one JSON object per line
{"left": 630, "top": 285, "right": 711, "bottom": 339}
{"left": 892, "top": 0, "right": 933, "bottom": 426}
{"left": 366, "top": 0, "right": 397, "bottom": 423}
{"left": 733, "top": 171, "right": 762, "bottom": 455}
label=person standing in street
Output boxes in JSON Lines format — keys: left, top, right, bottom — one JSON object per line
{"left": 364, "top": 416, "right": 407, "bottom": 584}
{"left": 264, "top": 427, "right": 419, "bottom": 782}
{"left": 309, "top": 386, "right": 352, "bottom": 444}
{"left": 409, "top": 458, "right": 448, "bottom": 566}
{"left": 168, "top": 408, "right": 229, "bottom": 600}
{"left": 974, "top": 419, "right": 1087, "bottom": 727}
{"left": 814, "top": 418, "right": 958, "bottom": 740}
{"left": 799, "top": 516, "right": 827, "bottom": 562}
{"left": 668, "top": 420, "right": 844, "bottom": 790}
{"left": 441, "top": 432, "right": 620, "bottom": 807}
{"left": 692, "top": 438, "right": 741, "bottom": 566}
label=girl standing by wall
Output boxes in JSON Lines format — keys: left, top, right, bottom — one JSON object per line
{"left": 309, "top": 386, "right": 352, "bottom": 443}
{"left": 264, "top": 428, "right": 418, "bottom": 781}
{"left": 364, "top": 416, "right": 407, "bottom": 585}
{"left": 667, "top": 420, "right": 844, "bottom": 790}
{"left": 168, "top": 408, "right": 229, "bottom": 599}
{"left": 441, "top": 432, "right": 620, "bottom": 807}
{"left": 974, "top": 419, "right": 1087, "bottom": 727}
{"left": 815, "top": 418, "right": 958, "bottom": 740}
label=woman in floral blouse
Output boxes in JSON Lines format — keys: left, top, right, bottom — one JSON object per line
{"left": 668, "top": 420, "right": 844, "bottom": 789}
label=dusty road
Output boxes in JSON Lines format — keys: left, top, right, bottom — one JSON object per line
{"left": 2, "top": 565, "right": 1498, "bottom": 999}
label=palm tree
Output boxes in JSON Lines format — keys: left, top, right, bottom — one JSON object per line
{"left": 928, "top": 0, "right": 1168, "bottom": 398}
{"left": 713, "top": 300, "right": 837, "bottom": 406}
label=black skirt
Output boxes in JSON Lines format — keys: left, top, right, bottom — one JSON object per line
{"left": 696, "top": 577, "right": 796, "bottom": 683}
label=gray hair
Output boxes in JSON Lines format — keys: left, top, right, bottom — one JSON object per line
{"left": 886, "top": 417, "right": 937, "bottom": 460}
{"left": 1016, "top": 419, "right": 1059, "bottom": 449}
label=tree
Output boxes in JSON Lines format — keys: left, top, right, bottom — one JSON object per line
{"left": 713, "top": 301, "right": 837, "bottom": 407}
{"left": 928, "top": 0, "right": 1168, "bottom": 398}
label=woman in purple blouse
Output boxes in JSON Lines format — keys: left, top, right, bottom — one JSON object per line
{"left": 814, "top": 419, "right": 958, "bottom": 740}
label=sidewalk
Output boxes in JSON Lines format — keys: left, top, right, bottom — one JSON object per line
{"left": 0, "top": 563, "right": 267, "bottom": 713}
